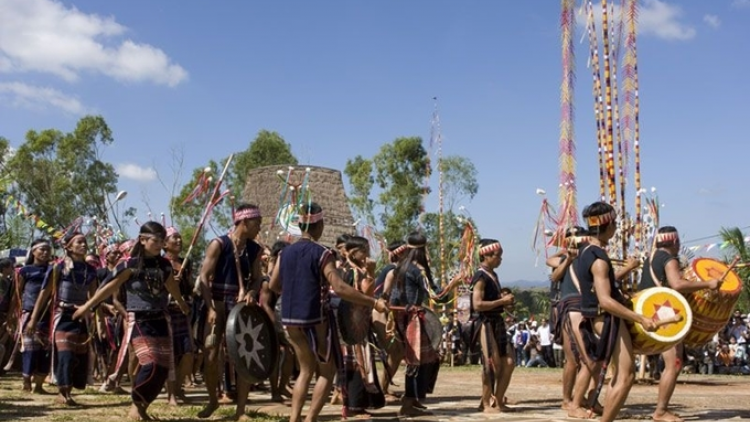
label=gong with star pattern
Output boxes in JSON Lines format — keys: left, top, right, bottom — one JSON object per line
{"left": 226, "top": 303, "right": 279, "bottom": 383}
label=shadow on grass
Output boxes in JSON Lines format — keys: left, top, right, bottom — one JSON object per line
{"left": 0, "top": 401, "right": 48, "bottom": 421}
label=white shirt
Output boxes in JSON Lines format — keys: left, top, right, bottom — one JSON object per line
{"left": 537, "top": 324, "right": 552, "bottom": 346}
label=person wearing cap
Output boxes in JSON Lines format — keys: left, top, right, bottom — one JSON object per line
{"left": 469, "top": 238, "right": 515, "bottom": 413}
{"left": 639, "top": 226, "right": 723, "bottom": 422}
{"left": 27, "top": 231, "right": 99, "bottom": 406}
{"left": 269, "top": 202, "right": 388, "bottom": 422}
{"left": 196, "top": 203, "right": 264, "bottom": 420}
{"left": 566, "top": 201, "right": 657, "bottom": 422}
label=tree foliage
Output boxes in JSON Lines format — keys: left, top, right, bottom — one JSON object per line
{"left": 719, "top": 226, "right": 750, "bottom": 311}
{"left": 440, "top": 155, "right": 479, "bottom": 211}
{"left": 1, "top": 116, "right": 118, "bottom": 234}
{"left": 372, "top": 137, "right": 431, "bottom": 243}
{"left": 421, "top": 210, "right": 476, "bottom": 284}
{"left": 230, "top": 130, "right": 297, "bottom": 198}
{"left": 343, "top": 155, "right": 375, "bottom": 226}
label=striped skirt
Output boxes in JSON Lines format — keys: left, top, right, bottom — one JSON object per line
{"left": 129, "top": 311, "right": 174, "bottom": 405}
{"left": 52, "top": 308, "right": 89, "bottom": 390}
{"left": 168, "top": 305, "right": 193, "bottom": 359}
{"left": 19, "top": 310, "right": 51, "bottom": 377}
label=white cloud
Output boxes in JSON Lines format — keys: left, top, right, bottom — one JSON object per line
{"left": 579, "top": 0, "right": 696, "bottom": 41}
{"left": 0, "top": 81, "right": 87, "bottom": 114}
{"left": 117, "top": 163, "right": 157, "bottom": 182}
{"left": 0, "top": 0, "right": 188, "bottom": 86}
{"left": 703, "top": 14, "right": 721, "bottom": 29}
{"left": 731, "top": 0, "right": 750, "bottom": 9}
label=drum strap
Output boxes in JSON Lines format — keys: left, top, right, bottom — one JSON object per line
{"left": 567, "top": 245, "right": 592, "bottom": 294}
{"left": 648, "top": 251, "right": 663, "bottom": 288}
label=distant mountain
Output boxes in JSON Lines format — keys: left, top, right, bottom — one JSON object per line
{"left": 503, "top": 279, "right": 549, "bottom": 289}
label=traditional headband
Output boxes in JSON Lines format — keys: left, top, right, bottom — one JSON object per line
{"left": 165, "top": 226, "right": 179, "bottom": 238}
{"left": 656, "top": 231, "right": 679, "bottom": 245}
{"left": 298, "top": 211, "right": 324, "bottom": 225}
{"left": 65, "top": 233, "right": 85, "bottom": 247}
{"left": 391, "top": 244, "right": 408, "bottom": 256}
{"left": 233, "top": 208, "right": 262, "bottom": 224}
{"left": 104, "top": 244, "right": 119, "bottom": 255}
{"left": 407, "top": 241, "right": 426, "bottom": 249}
{"left": 568, "top": 236, "right": 587, "bottom": 247}
{"left": 31, "top": 241, "right": 51, "bottom": 251}
{"left": 479, "top": 242, "right": 502, "bottom": 256}
{"left": 586, "top": 210, "right": 616, "bottom": 228}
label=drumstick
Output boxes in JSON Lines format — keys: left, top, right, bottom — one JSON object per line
{"left": 720, "top": 256, "right": 741, "bottom": 281}
{"left": 652, "top": 314, "right": 683, "bottom": 329}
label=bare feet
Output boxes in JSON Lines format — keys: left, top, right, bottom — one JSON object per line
{"left": 128, "top": 404, "right": 152, "bottom": 421}
{"left": 197, "top": 402, "right": 219, "bottom": 419}
{"left": 232, "top": 413, "right": 252, "bottom": 421}
{"left": 168, "top": 396, "right": 179, "bottom": 406}
{"left": 568, "top": 407, "right": 596, "bottom": 419}
{"left": 219, "top": 393, "right": 235, "bottom": 404}
{"left": 482, "top": 405, "right": 501, "bottom": 414}
{"left": 652, "top": 411, "right": 684, "bottom": 422}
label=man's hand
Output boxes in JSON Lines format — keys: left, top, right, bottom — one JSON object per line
{"left": 243, "top": 291, "right": 257, "bottom": 306}
{"left": 640, "top": 316, "right": 657, "bottom": 332}
{"left": 72, "top": 306, "right": 89, "bottom": 321}
{"left": 373, "top": 298, "right": 389, "bottom": 314}
{"left": 707, "top": 278, "right": 723, "bottom": 291}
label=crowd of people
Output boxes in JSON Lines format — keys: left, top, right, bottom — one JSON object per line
{"left": 0, "top": 198, "right": 747, "bottom": 422}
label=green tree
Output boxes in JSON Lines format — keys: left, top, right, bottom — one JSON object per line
{"left": 440, "top": 155, "right": 479, "bottom": 211}
{"left": 372, "top": 137, "right": 431, "bottom": 243}
{"left": 2, "top": 116, "right": 118, "bottom": 232}
{"left": 719, "top": 226, "right": 750, "bottom": 312}
{"left": 230, "top": 130, "right": 298, "bottom": 198}
{"left": 343, "top": 155, "right": 375, "bottom": 226}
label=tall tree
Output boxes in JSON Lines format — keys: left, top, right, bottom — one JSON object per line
{"left": 719, "top": 226, "right": 750, "bottom": 311}
{"left": 373, "top": 137, "right": 431, "bottom": 243}
{"left": 3, "top": 116, "right": 118, "bottom": 231}
{"left": 230, "top": 130, "right": 298, "bottom": 197}
{"left": 440, "top": 155, "right": 479, "bottom": 211}
{"left": 343, "top": 155, "right": 375, "bottom": 226}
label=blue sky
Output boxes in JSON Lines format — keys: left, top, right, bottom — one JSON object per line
{"left": 1, "top": 0, "right": 749, "bottom": 282}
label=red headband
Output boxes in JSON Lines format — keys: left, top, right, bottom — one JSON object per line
{"left": 166, "top": 226, "right": 179, "bottom": 238}
{"left": 233, "top": 208, "right": 261, "bottom": 224}
{"left": 298, "top": 211, "right": 324, "bottom": 225}
{"left": 656, "top": 231, "right": 679, "bottom": 244}
{"left": 391, "top": 244, "right": 407, "bottom": 256}
{"left": 586, "top": 210, "right": 616, "bottom": 228}
{"left": 479, "top": 242, "right": 502, "bottom": 256}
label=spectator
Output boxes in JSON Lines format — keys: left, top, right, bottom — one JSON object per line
{"left": 524, "top": 335, "right": 548, "bottom": 367}
{"left": 536, "top": 318, "right": 555, "bottom": 367}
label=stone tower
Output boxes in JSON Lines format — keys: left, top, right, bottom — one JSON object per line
{"left": 241, "top": 165, "right": 356, "bottom": 247}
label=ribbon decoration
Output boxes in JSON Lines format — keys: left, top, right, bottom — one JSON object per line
{"left": 182, "top": 154, "right": 234, "bottom": 283}
{"left": 273, "top": 167, "right": 313, "bottom": 237}
{"left": 2, "top": 193, "right": 64, "bottom": 239}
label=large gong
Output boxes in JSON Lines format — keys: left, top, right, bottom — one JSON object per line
{"left": 225, "top": 303, "right": 279, "bottom": 383}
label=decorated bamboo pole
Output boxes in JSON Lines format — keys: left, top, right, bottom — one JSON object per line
{"left": 432, "top": 99, "right": 447, "bottom": 290}
{"left": 585, "top": 1, "right": 608, "bottom": 201}
{"left": 608, "top": 2, "right": 628, "bottom": 259}
{"left": 601, "top": 0, "right": 618, "bottom": 207}
{"left": 625, "top": 0, "right": 643, "bottom": 255}
{"left": 559, "top": 0, "right": 577, "bottom": 223}
{"left": 183, "top": 153, "right": 234, "bottom": 283}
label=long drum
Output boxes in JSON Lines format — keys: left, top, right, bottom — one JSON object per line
{"left": 682, "top": 258, "right": 743, "bottom": 348}
{"left": 628, "top": 287, "right": 692, "bottom": 355}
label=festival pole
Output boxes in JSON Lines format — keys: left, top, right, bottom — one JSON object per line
{"left": 601, "top": 0, "right": 618, "bottom": 208}
{"left": 432, "top": 98, "right": 446, "bottom": 291}
{"left": 585, "top": 1, "right": 608, "bottom": 201}
{"left": 182, "top": 153, "right": 234, "bottom": 284}
{"left": 559, "top": 0, "right": 577, "bottom": 223}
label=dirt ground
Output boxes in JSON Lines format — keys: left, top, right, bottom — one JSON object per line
{"left": 1, "top": 365, "right": 749, "bottom": 421}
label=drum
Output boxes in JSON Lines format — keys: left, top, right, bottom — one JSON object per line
{"left": 682, "top": 258, "right": 743, "bottom": 348}
{"left": 628, "top": 287, "right": 692, "bottom": 355}
{"left": 225, "top": 303, "right": 279, "bottom": 383}
{"left": 337, "top": 300, "right": 372, "bottom": 345}
{"left": 421, "top": 307, "right": 443, "bottom": 352}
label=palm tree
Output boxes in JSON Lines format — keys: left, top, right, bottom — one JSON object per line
{"left": 718, "top": 227, "right": 750, "bottom": 311}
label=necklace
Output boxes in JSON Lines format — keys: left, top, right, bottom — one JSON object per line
{"left": 71, "top": 262, "right": 89, "bottom": 291}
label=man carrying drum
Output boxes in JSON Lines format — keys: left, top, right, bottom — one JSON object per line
{"left": 639, "top": 226, "right": 722, "bottom": 422}
{"left": 570, "top": 201, "right": 657, "bottom": 422}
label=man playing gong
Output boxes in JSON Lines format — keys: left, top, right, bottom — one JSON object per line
{"left": 639, "top": 226, "right": 722, "bottom": 422}
{"left": 469, "top": 238, "right": 515, "bottom": 413}
{"left": 197, "top": 203, "right": 263, "bottom": 421}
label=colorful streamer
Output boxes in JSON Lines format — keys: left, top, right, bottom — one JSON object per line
{"left": 559, "top": 0, "right": 578, "bottom": 224}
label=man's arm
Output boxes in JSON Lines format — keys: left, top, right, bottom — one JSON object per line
{"left": 593, "top": 259, "right": 654, "bottom": 330}
{"left": 199, "top": 239, "right": 222, "bottom": 312}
